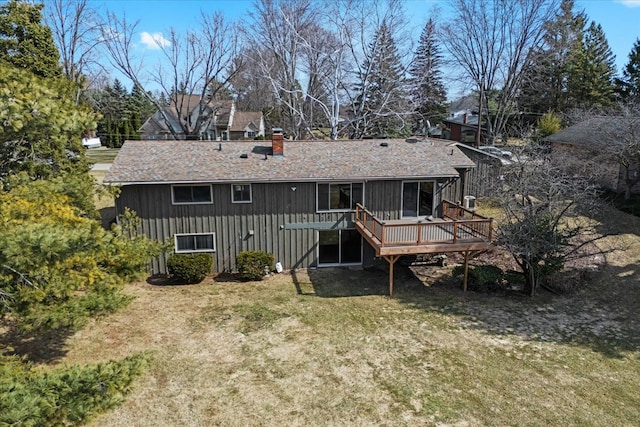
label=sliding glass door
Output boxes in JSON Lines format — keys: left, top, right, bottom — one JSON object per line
{"left": 318, "top": 229, "right": 362, "bottom": 266}
{"left": 402, "top": 181, "right": 435, "bottom": 218}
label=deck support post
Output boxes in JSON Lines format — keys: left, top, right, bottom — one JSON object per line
{"left": 463, "top": 251, "right": 470, "bottom": 292}
{"left": 383, "top": 255, "right": 401, "bottom": 296}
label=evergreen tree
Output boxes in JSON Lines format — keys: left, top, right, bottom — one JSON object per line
{"left": 353, "top": 21, "right": 410, "bottom": 138}
{"left": 0, "top": 183, "right": 162, "bottom": 330}
{"left": 0, "top": 64, "right": 95, "bottom": 183}
{"left": 408, "top": 18, "right": 448, "bottom": 133}
{"left": 615, "top": 38, "right": 640, "bottom": 102}
{"left": 0, "top": 0, "right": 60, "bottom": 78}
{"left": 109, "top": 79, "right": 131, "bottom": 121}
{"left": 130, "top": 112, "right": 142, "bottom": 141}
{"left": 519, "top": 0, "right": 586, "bottom": 114}
{"left": 88, "top": 79, "right": 153, "bottom": 147}
{"left": 113, "top": 126, "right": 122, "bottom": 148}
{"left": 567, "top": 21, "right": 616, "bottom": 109}
{"left": 130, "top": 84, "right": 156, "bottom": 124}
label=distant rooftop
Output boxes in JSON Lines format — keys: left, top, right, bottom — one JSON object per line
{"left": 544, "top": 116, "right": 640, "bottom": 149}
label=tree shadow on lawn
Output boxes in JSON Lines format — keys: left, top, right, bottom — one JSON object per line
{"left": 0, "top": 323, "right": 75, "bottom": 364}
{"left": 394, "top": 260, "right": 640, "bottom": 359}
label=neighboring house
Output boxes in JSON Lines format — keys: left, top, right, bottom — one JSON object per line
{"left": 105, "top": 132, "right": 493, "bottom": 293}
{"left": 228, "top": 111, "right": 266, "bottom": 140}
{"left": 139, "top": 96, "right": 265, "bottom": 141}
{"left": 442, "top": 113, "right": 487, "bottom": 145}
{"left": 544, "top": 117, "right": 640, "bottom": 194}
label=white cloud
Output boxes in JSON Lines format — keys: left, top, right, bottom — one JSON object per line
{"left": 616, "top": 0, "right": 640, "bottom": 7}
{"left": 140, "top": 32, "right": 171, "bottom": 50}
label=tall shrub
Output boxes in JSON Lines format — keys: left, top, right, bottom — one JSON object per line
{"left": 167, "top": 253, "right": 212, "bottom": 284}
{"left": 237, "top": 251, "right": 275, "bottom": 281}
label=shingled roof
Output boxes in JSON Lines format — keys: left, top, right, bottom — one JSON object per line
{"left": 104, "top": 138, "right": 476, "bottom": 185}
{"left": 543, "top": 117, "right": 611, "bottom": 149}
{"left": 230, "top": 111, "right": 262, "bottom": 132}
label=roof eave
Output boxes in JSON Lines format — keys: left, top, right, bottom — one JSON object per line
{"left": 105, "top": 172, "right": 467, "bottom": 186}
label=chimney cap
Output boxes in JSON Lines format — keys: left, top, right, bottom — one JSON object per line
{"left": 272, "top": 127, "right": 283, "bottom": 134}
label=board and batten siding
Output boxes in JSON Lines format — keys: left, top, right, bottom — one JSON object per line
{"left": 116, "top": 178, "right": 465, "bottom": 274}
{"left": 456, "top": 145, "right": 503, "bottom": 197}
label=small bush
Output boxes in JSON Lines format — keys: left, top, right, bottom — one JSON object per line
{"left": 536, "top": 112, "right": 562, "bottom": 139}
{"left": 453, "top": 264, "right": 504, "bottom": 292}
{"left": 167, "top": 253, "right": 212, "bottom": 284}
{"left": 237, "top": 250, "right": 275, "bottom": 281}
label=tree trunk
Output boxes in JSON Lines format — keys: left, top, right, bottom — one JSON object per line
{"left": 520, "top": 259, "right": 538, "bottom": 297}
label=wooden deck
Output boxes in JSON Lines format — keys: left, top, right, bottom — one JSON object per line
{"left": 354, "top": 201, "right": 494, "bottom": 295}
{"left": 354, "top": 201, "right": 493, "bottom": 256}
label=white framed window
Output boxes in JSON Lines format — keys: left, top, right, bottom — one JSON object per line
{"left": 174, "top": 233, "right": 216, "bottom": 253}
{"left": 317, "top": 182, "right": 364, "bottom": 212}
{"left": 231, "top": 183, "right": 252, "bottom": 203}
{"left": 247, "top": 131, "right": 257, "bottom": 138}
{"left": 172, "top": 184, "right": 212, "bottom": 205}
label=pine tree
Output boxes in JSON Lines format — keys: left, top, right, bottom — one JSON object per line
{"left": 0, "top": 64, "right": 95, "bottom": 182}
{"left": 113, "top": 126, "right": 122, "bottom": 149}
{"left": 519, "top": 0, "right": 586, "bottom": 114}
{"left": 130, "top": 112, "right": 142, "bottom": 140}
{"left": 109, "top": 78, "right": 131, "bottom": 121}
{"left": 130, "top": 84, "right": 156, "bottom": 123}
{"left": 0, "top": 0, "right": 60, "bottom": 78}
{"left": 121, "top": 120, "right": 131, "bottom": 146}
{"left": 567, "top": 21, "right": 616, "bottom": 109}
{"left": 408, "top": 18, "right": 448, "bottom": 134}
{"left": 615, "top": 38, "right": 640, "bottom": 102}
{"left": 353, "top": 21, "right": 410, "bottom": 138}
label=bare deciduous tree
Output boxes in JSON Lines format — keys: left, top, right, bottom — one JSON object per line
{"left": 44, "top": 0, "right": 105, "bottom": 93}
{"left": 607, "top": 111, "right": 640, "bottom": 200}
{"left": 229, "top": 48, "right": 274, "bottom": 114}
{"left": 493, "top": 146, "right": 603, "bottom": 296}
{"left": 591, "top": 105, "right": 640, "bottom": 200}
{"left": 440, "top": 0, "right": 559, "bottom": 144}
{"left": 244, "top": 0, "right": 324, "bottom": 140}
{"left": 243, "top": 0, "right": 410, "bottom": 140}
{"left": 101, "top": 10, "right": 241, "bottom": 140}
{"left": 341, "top": 0, "right": 411, "bottom": 139}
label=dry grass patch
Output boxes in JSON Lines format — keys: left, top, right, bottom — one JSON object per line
{"left": 48, "top": 250, "right": 640, "bottom": 427}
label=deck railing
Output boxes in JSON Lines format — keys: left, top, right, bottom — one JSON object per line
{"left": 442, "top": 199, "right": 486, "bottom": 221}
{"left": 354, "top": 202, "right": 493, "bottom": 247}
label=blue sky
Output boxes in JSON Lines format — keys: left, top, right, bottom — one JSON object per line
{"left": 99, "top": 0, "right": 640, "bottom": 83}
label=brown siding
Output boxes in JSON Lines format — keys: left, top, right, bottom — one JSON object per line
{"left": 116, "top": 178, "right": 466, "bottom": 274}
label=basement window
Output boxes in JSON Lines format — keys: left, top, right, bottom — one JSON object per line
{"left": 174, "top": 233, "right": 216, "bottom": 253}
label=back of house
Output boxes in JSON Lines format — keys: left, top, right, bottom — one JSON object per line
{"left": 104, "top": 133, "right": 479, "bottom": 274}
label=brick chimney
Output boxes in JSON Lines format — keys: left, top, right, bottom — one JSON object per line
{"left": 462, "top": 113, "right": 468, "bottom": 124}
{"left": 272, "top": 127, "right": 284, "bottom": 156}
